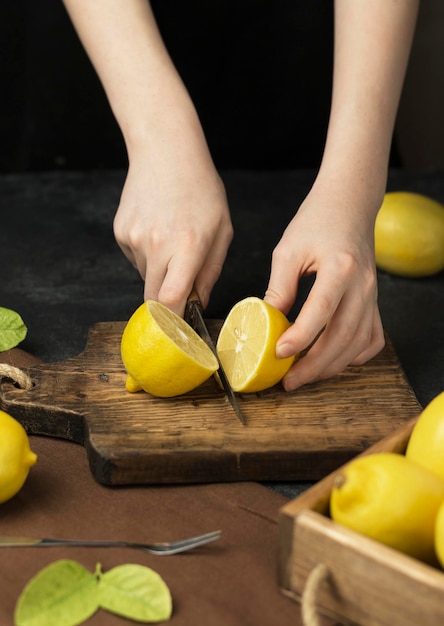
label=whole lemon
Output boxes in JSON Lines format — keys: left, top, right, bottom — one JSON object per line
{"left": 0, "top": 410, "right": 37, "bottom": 503}
{"left": 330, "top": 452, "right": 444, "bottom": 564}
{"left": 121, "top": 301, "right": 218, "bottom": 397}
{"left": 405, "top": 391, "right": 444, "bottom": 481}
{"left": 434, "top": 500, "right": 444, "bottom": 568}
{"left": 375, "top": 192, "right": 444, "bottom": 277}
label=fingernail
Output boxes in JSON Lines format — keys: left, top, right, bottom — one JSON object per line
{"left": 276, "top": 342, "right": 294, "bottom": 359}
{"left": 283, "top": 378, "right": 293, "bottom": 392}
{"left": 282, "top": 374, "right": 298, "bottom": 392}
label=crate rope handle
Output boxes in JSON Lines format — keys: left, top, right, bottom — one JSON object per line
{"left": 301, "top": 562, "right": 329, "bottom": 626}
{"left": 0, "top": 364, "right": 33, "bottom": 390}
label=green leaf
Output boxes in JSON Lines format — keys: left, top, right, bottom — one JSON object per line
{"left": 14, "top": 560, "right": 99, "bottom": 626}
{"left": 99, "top": 563, "right": 173, "bottom": 623}
{"left": 0, "top": 307, "right": 28, "bottom": 351}
{"left": 15, "top": 560, "right": 173, "bottom": 625}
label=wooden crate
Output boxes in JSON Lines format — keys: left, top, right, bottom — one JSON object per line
{"left": 278, "top": 417, "right": 444, "bottom": 626}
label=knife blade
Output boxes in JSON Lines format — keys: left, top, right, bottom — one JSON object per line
{"left": 185, "top": 289, "right": 246, "bottom": 425}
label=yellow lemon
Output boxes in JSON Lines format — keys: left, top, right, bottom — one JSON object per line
{"left": 434, "top": 500, "right": 444, "bottom": 567}
{"left": 374, "top": 192, "right": 444, "bottom": 277}
{"left": 405, "top": 391, "right": 444, "bottom": 481}
{"left": 0, "top": 410, "right": 37, "bottom": 503}
{"left": 330, "top": 452, "right": 444, "bottom": 564}
{"left": 121, "top": 301, "right": 218, "bottom": 397}
{"left": 215, "top": 296, "right": 295, "bottom": 392}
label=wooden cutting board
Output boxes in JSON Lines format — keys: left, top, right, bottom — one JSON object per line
{"left": 0, "top": 321, "right": 421, "bottom": 486}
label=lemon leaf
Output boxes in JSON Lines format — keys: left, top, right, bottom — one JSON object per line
{"left": 14, "top": 560, "right": 173, "bottom": 625}
{"left": 0, "top": 307, "right": 28, "bottom": 351}
{"left": 14, "top": 560, "right": 99, "bottom": 626}
{"left": 98, "top": 563, "right": 173, "bottom": 622}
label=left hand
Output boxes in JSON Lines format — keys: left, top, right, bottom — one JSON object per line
{"left": 264, "top": 182, "right": 385, "bottom": 391}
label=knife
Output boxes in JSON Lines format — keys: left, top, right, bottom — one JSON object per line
{"left": 185, "top": 288, "right": 246, "bottom": 425}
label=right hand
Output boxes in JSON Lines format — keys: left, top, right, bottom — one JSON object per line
{"left": 62, "top": 0, "right": 233, "bottom": 316}
{"left": 113, "top": 141, "right": 233, "bottom": 317}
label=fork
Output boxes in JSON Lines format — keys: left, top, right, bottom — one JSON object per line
{"left": 0, "top": 530, "right": 222, "bottom": 556}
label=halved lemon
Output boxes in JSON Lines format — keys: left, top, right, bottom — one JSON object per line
{"left": 121, "top": 301, "right": 218, "bottom": 397}
{"left": 216, "top": 296, "right": 296, "bottom": 392}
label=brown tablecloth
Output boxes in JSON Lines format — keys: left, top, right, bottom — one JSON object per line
{"left": 0, "top": 349, "right": 337, "bottom": 625}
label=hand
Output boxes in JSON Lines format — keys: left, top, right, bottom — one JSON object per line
{"left": 62, "top": 0, "right": 234, "bottom": 317}
{"left": 113, "top": 138, "right": 233, "bottom": 317}
{"left": 264, "top": 182, "right": 385, "bottom": 391}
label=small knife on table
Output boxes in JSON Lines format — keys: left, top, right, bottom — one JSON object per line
{"left": 185, "top": 288, "right": 246, "bottom": 425}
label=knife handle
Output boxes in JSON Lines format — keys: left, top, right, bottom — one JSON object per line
{"left": 186, "top": 286, "right": 203, "bottom": 312}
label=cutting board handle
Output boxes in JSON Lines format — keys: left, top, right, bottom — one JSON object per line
{"left": 0, "top": 347, "right": 85, "bottom": 443}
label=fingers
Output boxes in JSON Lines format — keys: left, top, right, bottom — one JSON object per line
{"left": 137, "top": 221, "right": 233, "bottom": 317}
{"left": 113, "top": 160, "right": 233, "bottom": 317}
{"left": 263, "top": 248, "right": 300, "bottom": 316}
{"left": 265, "top": 235, "right": 385, "bottom": 391}
{"left": 282, "top": 302, "right": 384, "bottom": 391}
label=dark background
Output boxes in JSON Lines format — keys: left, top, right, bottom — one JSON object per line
{"left": 0, "top": 0, "right": 356, "bottom": 172}
{"left": 2, "top": 1, "right": 444, "bottom": 173}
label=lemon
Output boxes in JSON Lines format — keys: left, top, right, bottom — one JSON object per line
{"left": 374, "top": 191, "right": 444, "bottom": 277}
{"left": 330, "top": 452, "right": 444, "bottom": 564}
{"left": 121, "top": 301, "right": 218, "bottom": 397}
{"left": 0, "top": 410, "right": 37, "bottom": 503}
{"left": 434, "top": 500, "right": 444, "bottom": 567}
{"left": 405, "top": 391, "right": 444, "bottom": 481}
{"left": 215, "top": 296, "right": 295, "bottom": 393}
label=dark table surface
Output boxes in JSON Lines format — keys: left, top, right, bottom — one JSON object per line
{"left": 2, "top": 168, "right": 443, "bottom": 396}
{"left": 1, "top": 167, "right": 443, "bottom": 492}
{"left": 0, "top": 168, "right": 442, "bottom": 625}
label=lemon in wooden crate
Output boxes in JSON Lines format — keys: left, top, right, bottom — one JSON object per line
{"left": 216, "top": 296, "right": 296, "bottom": 392}
{"left": 330, "top": 452, "right": 444, "bottom": 564}
{"left": 121, "top": 301, "right": 218, "bottom": 397}
{"left": 0, "top": 410, "right": 37, "bottom": 503}
{"left": 434, "top": 500, "right": 444, "bottom": 568}
{"left": 405, "top": 391, "right": 444, "bottom": 481}
{"left": 375, "top": 192, "right": 444, "bottom": 277}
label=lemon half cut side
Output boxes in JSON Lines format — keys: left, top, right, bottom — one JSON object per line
{"left": 121, "top": 301, "right": 218, "bottom": 397}
{"left": 216, "top": 296, "right": 296, "bottom": 393}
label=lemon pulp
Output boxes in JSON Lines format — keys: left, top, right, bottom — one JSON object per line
{"left": 216, "top": 296, "right": 295, "bottom": 393}
{"left": 121, "top": 300, "right": 218, "bottom": 397}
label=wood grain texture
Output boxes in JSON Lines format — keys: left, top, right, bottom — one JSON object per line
{"left": 282, "top": 510, "right": 444, "bottom": 626}
{"left": 278, "top": 421, "right": 444, "bottom": 626}
{"left": 0, "top": 321, "right": 422, "bottom": 486}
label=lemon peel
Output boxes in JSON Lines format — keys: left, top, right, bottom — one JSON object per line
{"left": 0, "top": 410, "right": 37, "bottom": 503}
{"left": 405, "top": 391, "right": 444, "bottom": 481}
{"left": 330, "top": 452, "right": 444, "bottom": 564}
{"left": 121, "top": 301, "right": 218, "bottom": 397}
{"left": 216, "top": 296, "right": 295, "bottom": 393}
{"left": 434, "top": 500, "right": 444, "bottom": 568}
{"left": 375, "top": 191, "right": 444, "bottom": 277}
